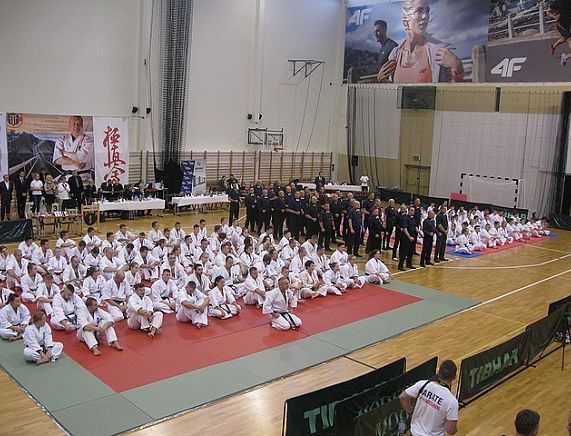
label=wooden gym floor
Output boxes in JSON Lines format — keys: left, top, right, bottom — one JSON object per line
{"left": 0, "top": 208, "right": 569, "bottom": 435}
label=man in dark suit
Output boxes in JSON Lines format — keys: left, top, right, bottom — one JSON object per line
{"left": 13, "top": 170, "right": 28, "bottom": 219}
{"left": 0, "top": 174, "right": 13, "bottom": 220}
{"left": 314, "top": 172, "right": 326, "bottom": 189}
{"left": 68, "top": 170, "right": 84, "bottom": 208}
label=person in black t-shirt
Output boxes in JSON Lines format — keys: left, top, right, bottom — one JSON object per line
{"left": 398, "top": 206, "right": 417, "bottom": 271}
{"left": 318, "top": 203, "right": 335, "bottom": 251}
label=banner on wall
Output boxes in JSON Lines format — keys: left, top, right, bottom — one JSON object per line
{"left": 192, "top": 158, "right": 207, "bottom": 195}
{"left": 180, "top": 160, "right": 196, "bottom": 194}
{"left": 5, "top": 113, "right": 94, "bottom": 181}
{"left": 93, "top": 117, "right": 130, "bottom": 187}
{"left": 0, "top": 113, "right": 7, "bottom": 177}
{"left": 344, "top": 0, "right": 571, "bottom": 84}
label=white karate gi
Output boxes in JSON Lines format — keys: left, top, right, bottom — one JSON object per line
{"left": 279, "top": 245, "right": 298, "bottom": 267}
{"left": 339, "top": 263, "right": 365, "bottom": 288}
{"left": 330, "top": 250, "right": 348, "bottom": 266}
{"left": 51, "top": 292, "right": 86, "bottom": 330}
{"left": 83, "top": 234, "right": 102, "bottom": 248}
{"left": 289, "top": 255, "right": 309, "bottom": 276}
{"left": 6, "top": 256, "right": 28, "bottom": 289}
{"left": 212, "top": 265, "right": 245, "bottom": 296}
{"left": 454, "top": 234, "right": 473, "bottom": 254}
{"left": 148, "top": 228, "right": 164, "bottom": 243}
{"left": 127, "top": 292, "right": 164, "bottom": 331}
{"left": 208, "top": 286, "right": 240, "bottom": 318}
{"left": 0, "top": 304, "right": 30, "bottom": 339}
{"left": 364, "top": 258, "right": 391, "bottom": 284}
{"left": 82, "top": 275, "right": 107, "bottom": 303}
{"left": 150, "top": 279, "right": 178, "bottom": 313}
{"left": 18, "top": 241, "right": 39, "bottom": 260}
{"left": 0, "top": 288, "right": 14, "bottom": 308}
{"left": 100, "top": 255, "right": 123, "bottom": 281}
{"left": 20, "top": 273, "right": 43, "bottom": 303}
{"left": 468, "top": 232, "right": 486, "bottom": 251}
{"left": 35, "top": 282, "right": 59, "bottom": 316}
{"left": 84, "top": 253, "right": 101, "bottom": 268}
{"left": 53, "top": 131, "right": 93, "bottom": 173}
{"left": 262, "top": 287, "right": 301, "bottom": 330}
{"left": 48, "top": 256, "right": 68, "bottom": 284}
{"left": 23, "top": 323, "right": 63, "bottom": 362}
{"left": 321, "top": 269, "right": 346, "bottom": 295}
{"left": 115, "top": 230, "right": 135, "bottom": 245}
{"left": 160, "top": 261, "right": 187, "bottom": 288}
{"left": 63, "top": 264, "right": 88, "bottom": 292}
{"left": 175, "top": 289, "right": 209, "bottom": 326}
{"left": 243, "top": 274, "right": 267, "bottom": 306}
{"left": 301, "top": 240, "right": 317, "bottom": 257}
{"left": 134, "top": 254, "right": 159, "bottom": 280}
{"left": 300, "top": 270, "right": 328, "bottom": 297}
{"left": 77, "top": 307, "right": 118, "bottom": 349}
{"left": 0, "top": 254, "right": 11, "bottom": 281}
{"left": 101, "top": 280, "right": 132, "bottom": 321}
{"left": 32, "top": 248, "right": 53, "bottom": 273}
{"left": 187, "top": 272, "right": 212, "bottom": 295}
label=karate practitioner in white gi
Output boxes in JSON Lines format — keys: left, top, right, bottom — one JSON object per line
{"left": 175, "top": 280, "right": 209, "bottom": 328}
{"left": 51, "top": 285, "right": 86, "bottom": 332}
{"left": 127, "top": 283, "right": 163, "bottom": 338}
{"left": 0, "top": 294, "right": 30, "bottom": 341}
{"left": 208, "top": 276, "right": 241, "bottom": 319}
{"left": 23, "top": 311, "right": 63, "bottom": 365}
{"left": 364, "top": 250, "right": 391, "bottom": 284}
{"left": 77, "top": 297, "right": 123, "bottom": 355}
{"left": 262, "top": 277, "right": 301, "bottom": 331}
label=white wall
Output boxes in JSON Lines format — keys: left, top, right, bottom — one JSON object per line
{"left": 430, "top": 110, "right": 561, "bottom": 215}
{"left": 0, "top": 0, "right": 141, "bottom": 117}
{"left": 185, "top": 0, "right": 346, "bottom": 152}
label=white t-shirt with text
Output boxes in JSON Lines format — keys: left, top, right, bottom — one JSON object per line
{"left": 405, "top": 380, "right": 458, "bottom": 436}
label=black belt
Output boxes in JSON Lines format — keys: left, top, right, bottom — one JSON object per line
{"left": 65, "top": 313, "right": 77, "bottom": 325}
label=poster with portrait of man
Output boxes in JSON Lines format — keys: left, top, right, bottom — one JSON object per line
{"left": 5, "top": 113, "right": 94, "bottom": 182}
{"left": 344, "top": 0, "right": 490, "bottom": 84}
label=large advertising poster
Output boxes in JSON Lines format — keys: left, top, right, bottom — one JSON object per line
{"left": 192, "top": 158, "right": 207, "bottom": 195}
{"left": 344, "top": 0, "right": 490, "bottom": 83}
{"left": 487, "top": 0, "right": 571, "bottom": 82}
{"left": 93, "top": 117, "right": 130, "bottom": 187}
{"left": 5, "top": 113, "right": 94, "bottom": 181}
{"left": 344, "top": 0, "right": 571, "bottom": 84}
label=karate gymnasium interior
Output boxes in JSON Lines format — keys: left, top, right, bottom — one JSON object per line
{"left": 0, "top": 0, "right": 570, "bottom": 435}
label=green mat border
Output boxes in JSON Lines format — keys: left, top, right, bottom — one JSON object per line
{"left": 0, "top": 281, "right": 479, "bottom": 436}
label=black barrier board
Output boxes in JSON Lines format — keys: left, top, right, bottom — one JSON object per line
{"left": 333, "top": 357, "right": 437, "bottom": 436}
{"left": 526, "top": 306, "right": 567, "bottom": 363}
{"left": 549, "top": 296, "right": 571, "bottom": 315}
{"left": 0, "top": 219, "right": 32, "bottom": 243}
{"left": 457, "top": 331, "right": 530, "bottom": 402}
{"left": 354, "top": 397, "right": 409, "bottom": 436}
{"left": 283, "top": 358, "right": 406, "bottom": 436}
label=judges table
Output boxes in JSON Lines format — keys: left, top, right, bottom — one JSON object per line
{"left": 96, "top": 199, "right": 166, "bottom": 218}
{"left": 171, "top": 194, "right": 229, "bottom": 214}
{"left": 302, "top": 183, "right": 363, "bottom": 192}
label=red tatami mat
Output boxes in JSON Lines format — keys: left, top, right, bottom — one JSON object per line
{"left": 51, "top": 285, "right": 420, "bottom": 392}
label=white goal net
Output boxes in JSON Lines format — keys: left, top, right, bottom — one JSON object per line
{"left": 462, "top": 174, "right": 522, "bottom": 208}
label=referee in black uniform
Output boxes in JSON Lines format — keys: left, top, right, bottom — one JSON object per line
{"left": 435, "top": 204, "right": 449, "bottom": 263}
{"left": 228, "top": 184, "right": 241, "bottom": 223}
{"left": 420, "top": 210, "right": 436, "bottom": 267}
{"left": 398, "top": 206, "right": 417, "bottom": 271}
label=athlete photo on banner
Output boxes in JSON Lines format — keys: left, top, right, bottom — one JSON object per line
{"left": 487, "top": 0, "right": 571, "bottom": 82}
{"left": 5, "top": 113, "right": 94, "bottom": 182}
{"left": 344, "top": 0, "right": 490, "bottom": 84}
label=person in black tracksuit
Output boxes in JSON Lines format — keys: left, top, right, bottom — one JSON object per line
{"left": 413, "top": 198, "right": 422, "bottom": 256}
{"left": 392, "top": 206, "right": 406, "bottom": 260}
{"left": 257, "top": 190, "right": 271, "bottom": 233}
{"left": 244, "top": 187, "right": 257, "bottom": 232}
{"left": 304, "top": 196, "right": 321, "bottom": 239}
{"left": 330, "top": 195, "right": 343, "bottom": 240}
{"left": 384, "top": 200, "right": 397, "bottom": 250}
{"left": 398, "top": 206, "right": 417, "bottom": 271}
{"left": 287, "top": 191, "right": 303, "bottom": 239}
{"left": 273, "top": 191, "right": 286, "bottom": 239}
{"left": 228, "top": 185, "right": 241, "bottom": 223}
{"left": 318, "top": 203, "right": 335, "bottom": 250}
{"left": 421, "top": 210, "right": 436, "bottom": 267}
{"left": 366, "top": 207, "right": 384, "bottom": 253}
